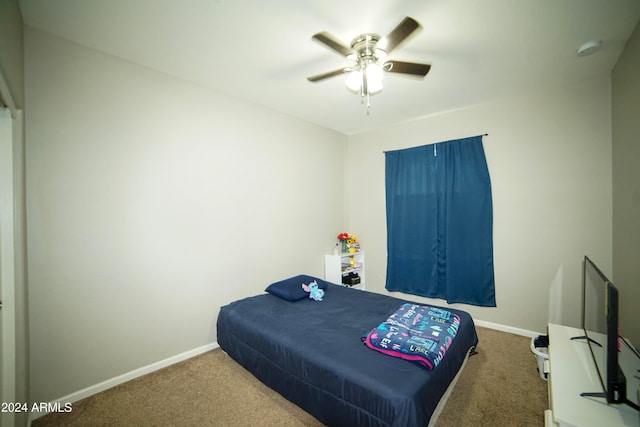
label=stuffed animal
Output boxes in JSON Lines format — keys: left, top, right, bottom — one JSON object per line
{"left": 302, "top": 280, "right": 324, "bottom": 301}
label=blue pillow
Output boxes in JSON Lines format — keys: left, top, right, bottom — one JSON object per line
{"left": 265, "top": 275, "right": 328, "bottom": 301}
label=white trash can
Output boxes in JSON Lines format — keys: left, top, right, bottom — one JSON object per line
{"left": 530, "top": 335, "right": 549, "bottom": 381}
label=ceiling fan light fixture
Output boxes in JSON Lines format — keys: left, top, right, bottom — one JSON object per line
{"left": 345, "top": 69, "right": 363, "bottom": 92}
{"left": 366, "top": 79, "right": 383, "bottom": 95}
{"left": 345, "top": 62, "right": 384, "bottom": 94}
{"left": 365, "top": 63, "right": 384, "bottom": 94}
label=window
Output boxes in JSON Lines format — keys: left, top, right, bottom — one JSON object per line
{"left": 384, "top": 135, "right": 495, "bottom": 307}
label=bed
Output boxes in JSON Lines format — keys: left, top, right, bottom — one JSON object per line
{"left": 217, "top": 275, "right": 478, "bottom": 427}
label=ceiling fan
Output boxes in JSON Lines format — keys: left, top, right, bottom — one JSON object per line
{"left": 307, "top": 16, "right": 431, "bottom": 111}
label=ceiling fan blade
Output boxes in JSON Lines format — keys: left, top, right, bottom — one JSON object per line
{"left": 384, "top": 61, "right": 431, "bottom": 77}
{"left": 312, "top": 32, "right": 352, "bottom": 57}
{"left": 379, "top": 17, "right": 421, "bottom": 54}
{"left": 307, "top": 68, "right": 349, "bottom": 82}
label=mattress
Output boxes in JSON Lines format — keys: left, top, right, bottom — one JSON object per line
{"left": 217, "top": 278, "right": 478, "bottom": 427}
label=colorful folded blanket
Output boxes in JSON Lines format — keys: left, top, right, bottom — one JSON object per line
{"left": 362, "top": 303, "right": 461, "bottom": 370}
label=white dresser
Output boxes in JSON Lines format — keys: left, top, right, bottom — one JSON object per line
{"left": 546, "top": 323, "right": 640, "bottom": 426}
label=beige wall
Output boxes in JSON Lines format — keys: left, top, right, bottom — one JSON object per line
{"left": 25, "top": 27, "right": 347, "bottom": 403}
{"left": 612, "top": 21, "right": 640, "bottom": 348}
{"left": 346, "top": 78, "right": 613, "bottom": 335}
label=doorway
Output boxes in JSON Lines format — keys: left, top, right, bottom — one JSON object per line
{"left": 0, "top": 106, "right": 17, "bottom": 426}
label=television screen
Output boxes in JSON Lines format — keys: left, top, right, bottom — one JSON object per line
{"left": 580, "top": 256, "right": 626, "bottom": 404}
{"left": 583, "top": 257, "right": 607, "bottom": 371}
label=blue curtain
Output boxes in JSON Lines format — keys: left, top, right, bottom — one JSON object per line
{"left": 385, "top": 135, "right": 495, "bottom": 307}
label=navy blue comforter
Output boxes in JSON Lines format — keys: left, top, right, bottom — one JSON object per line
{"left": 217, "top": 279, "right": 478, "bottom": 427}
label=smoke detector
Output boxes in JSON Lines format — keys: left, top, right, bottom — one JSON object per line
{"left": 577, "top": 40, "right": 602, "bottom": 57}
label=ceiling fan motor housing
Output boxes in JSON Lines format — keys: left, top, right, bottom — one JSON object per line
{"left": 350, "top": 33, "right": 384, "bottom": 60}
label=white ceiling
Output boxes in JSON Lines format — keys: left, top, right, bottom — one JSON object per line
{"left": 18, "top": 0, "right": 640, "bottom": 135}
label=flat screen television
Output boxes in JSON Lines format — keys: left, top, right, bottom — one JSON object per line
{"left": 572, "top": 256, "right": 637, "bottom": 409}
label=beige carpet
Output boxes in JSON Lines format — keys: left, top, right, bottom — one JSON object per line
{"left": 33, "top": 326, "right": 548, "bottom": 426}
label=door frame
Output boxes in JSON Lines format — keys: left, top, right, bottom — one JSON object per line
{"left": 1, "top": 65, "right": 25, "bottom": 427}
{"left": 0, "top": 106, "right": 17, "bottom": 427}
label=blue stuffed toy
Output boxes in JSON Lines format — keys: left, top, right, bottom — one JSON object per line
{"left": 302, "top": 280, "right": 324, "bottom": 301}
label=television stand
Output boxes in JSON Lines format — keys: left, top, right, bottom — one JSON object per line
{"left": 570, "top": 335, "right": 602, "bottom": 347}
{"left": 546, "top": 324, "right": 640, "bottom": 426}
{"left": 578, "top": 392, "right": 640, "bottom": 411}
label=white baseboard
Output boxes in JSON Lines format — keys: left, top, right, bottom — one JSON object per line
{"left": 29, "top": 342, "right": 219, "bottom": 423}
{"left": 474, "top": 319, "right": 543, "bottom": 338}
